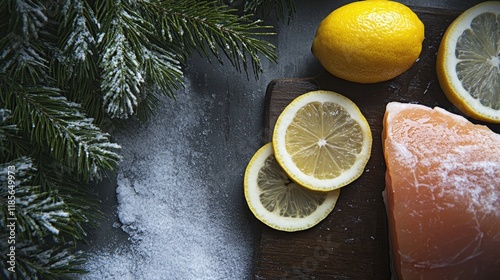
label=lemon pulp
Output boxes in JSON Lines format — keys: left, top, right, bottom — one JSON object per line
{"left": 285, "top": 101, "right": 364, "bottom": 180}
{"left": 244, "top": 143, "right": 340, "bottom": 232}
{"left": 437, "top": 1, "right": 500, "bottom": 123}
{"left": 258, "top": 153, "right": 328, "bottom": 218}
{"left": 273, "top": 90, "right": 372, "bottom": 192}
{"left": 455, "top": 12, "right": 500, "bottom": 110}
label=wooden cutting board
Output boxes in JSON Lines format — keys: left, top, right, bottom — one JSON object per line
{"left": 252, "top": 5, "right": 500, "bottom": 279}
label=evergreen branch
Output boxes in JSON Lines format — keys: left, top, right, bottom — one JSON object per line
{"left": 1, "top": 84, "right": 121, "bottom": 181}
{"left": 1, "top": 108, "right": 99, "bottom": 242}
{"left": 149, "top": 0, "right": 278, "bottom": 79}
{"left": 0, "top": 108, "right": 31, "bottom": 168}
{"left": 244, "top": 0, "right": 296, "bottom": 21}
{"left": 4, "top": 0, "right": 48, "bottom": 41}
{"left": 54, "top": 0, "right": 105, "bottom": 124}
{"left": 0, "top": 108, "right": 19, "bottom": 159}
{"left": 0, "top": 34, "right": 50, "bottom": 85}
{"left": 135, "top": 86, "right": 161, "bottom": 121}
{"left": 99, "top": 32, "right": 142, "bottom": 119}
{"left": 60, "top": 0, "right": 98, "bottom": 65}
{"left": 97, "top": 0, "right": 147, "bottom": 119}
{"left": 1, "top": 240, "right": 87, "bottom": 279}
{"left": 120, "top": 2, "right": 186, "bottom": 112}
{"left": 0, "top": 158, "right": 87, "bottom": 242}
{"left": 16, "top": 187, "right": 71, "bottom": 238}
{"left": 0, "top": 158, "right": 96, "bottom": 279}
{"left": 33, "top": 160, "right": 103, "bottom": 241}
{"left": 0, "top": 1, "right": 291, "bottom": 277}
{"left": 0, "top": 0, "right": 50, "bottom": 84}
{"left": 142, "top": 43, "right": 184, "bottom": 99}
{"left": 52, "top": 55, "right": 106, "bottom": 126}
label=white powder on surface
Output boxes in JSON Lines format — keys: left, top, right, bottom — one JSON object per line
{"left": 81, "top": 76, "right": 262, "bottom": 279}
{"left": 387, "top": 103, "right": 500, "bottom": 218}
{"left": 436, "top": 151, "right": 500, "bottom": 217}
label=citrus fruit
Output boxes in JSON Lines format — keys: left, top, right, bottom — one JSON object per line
{"left": 272, "top": 90, "right": 372, "bottom": 192}
{"left": 436, "top": 1, "right": 500, "bottom": 123}
{"left": 244, "top": 143, "right": 340, "bottom": 232}
{"left": 311, "top": 0, "right": 424, "bottom": 83}
{"left": 383, "top": 102, "right": 500, "bottom": 279}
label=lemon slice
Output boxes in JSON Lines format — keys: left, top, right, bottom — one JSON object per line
{"left": 273, "top": 90, "right": 372, "bottom": 192}
{"left": 244, "top": 143, "right": 340, "bottom": 232}
{"left": 437, "top": 1, "right": 500, "bottom": 123}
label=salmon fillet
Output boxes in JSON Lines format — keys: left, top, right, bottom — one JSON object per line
{"left": 382, "top": 102, "right": 500, "bottom": 280}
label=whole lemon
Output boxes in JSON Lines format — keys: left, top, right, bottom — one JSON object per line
{"left": 311, "top": 0, "right": 425, "bottom": 83}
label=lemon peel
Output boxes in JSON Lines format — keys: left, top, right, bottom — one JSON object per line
{"left": 437, "top": 1, "right": 500, "bottom": 123}
{"left": 312, "top": 0, "right": 424, "bottom": 83}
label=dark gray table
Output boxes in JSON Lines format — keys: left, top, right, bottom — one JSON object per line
{"left": 81, "top": 1, "right": 488, "bottom": 279}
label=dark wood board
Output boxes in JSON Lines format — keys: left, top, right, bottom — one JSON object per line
{"left": 252, "top": 5, "right": 500, "bottom": 280}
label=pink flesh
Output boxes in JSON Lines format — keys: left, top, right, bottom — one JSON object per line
{"left": 383, "top": 102, "right": 500, "bottom": 280}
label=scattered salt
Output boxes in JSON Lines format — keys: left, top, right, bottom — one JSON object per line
{"left": 82, "top": 79, "right": 258, "bottom": 279}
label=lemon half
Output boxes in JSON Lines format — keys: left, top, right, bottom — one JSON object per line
{"left": 272, "top": 90, "right": 372, "bottom": 192}
{"left": 437, "top": 1, "right": 500, "bottom": 123}
{"left": 244, "top": 143, "right": 340, "bottom": 232}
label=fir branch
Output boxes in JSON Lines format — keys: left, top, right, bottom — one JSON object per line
{"left": 54, "top": 0, "right": 105, "bottom": 124}
{"left": 0, "top": 0, "right": 50, "bottom": 84}
{"left": 60, "top": 0, "right": 98, "bottom": 65}
{"left": 1, "top": 157, "right": 99, "bottom": 239}
{"left": 0, "top": 1, "right": 295, "bottom": 277}
{"left": 97, "top": 0, "right": 148, "bottom": 119}
{"left": 52, "top": 55, "right": 106, "bottom": 126}
{"left": 0, "top": 155, "right": 96, "bottom": 279}
{"left": 142, "top": 42, "right": 184, "bottom": 99}
{"left": 1, "top": 241, "right": 87, "bottom": 279}
{"left": 1, "top": 84, "right": 121, "bottom": 181}
{"left": 0, "top": 110, "right": 31, "bottom": 169}
{"left": 244, "top": 0, "right": 296, "bottom": 21}
{"left": 15, "top": 186, "right": 72, "bottom": 238}
{"left": 0, "top": 109, "right": 19, "bottom": 159}
{"left": 32, "top": 160, "right": 103, "bottom": 241}
{"left": 0, "top": 160, "right": 86, "bottom": 279}
{"left": 4, "top": 0, "right": 48, "bottom": 41}
{"left": 151, "top": 0, "right": 278, "bottom": 79}
{"left": 1, "top": 158, "right": 69, "bottom": 240}
{"left": 18, "top": 243, "right": 87, "bottom": 279}
{"left": 0, "top": 34, "right": 50, "bottom": 85}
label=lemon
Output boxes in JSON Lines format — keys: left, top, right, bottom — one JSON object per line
{"left": 272, "top": 90, "right": 372, "bottom": 192}
{"left": 436, "top": 1, "right": 500, "bottom": 123}
{"left": 244, "top": 143, "right": 340, "bottom": 232}
{"left": 311, "top": 0, "right": 424, "bottom": 83}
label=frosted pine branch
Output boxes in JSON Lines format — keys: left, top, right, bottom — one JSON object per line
{"left": 11, "top": 0, "right": 48, "bottom": 40}
{"left": 143, "top": 45, "right": 183, "bottom": 98}
{"left": 61, "top": 0, "right": 98, "bottom": 64}
{"left": 100, "top": 32, "right": 142, "bottom": 118}
{"left": 1, "top": 241, "right": 87, "bottom": 278}
{"left": 0, "top": 109, "right": 18, "bottom": 155}
{"left": 243, "top": 0, "right": 296, "bottom": 20}
{"left": 0, "top": 157, "right": 79, "bottom": 240}
{"left": 149, "top": 0, "right": 278, "bottom": 79}
{"left": 98, "top": 0, "right": 146, "bottom": 119}
{"left": 3, "top": 85, "right": 121, "bottom": 180}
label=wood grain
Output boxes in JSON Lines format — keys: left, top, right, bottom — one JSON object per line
{"left": 253, "top": 6, "right": 500, "bottom": 280}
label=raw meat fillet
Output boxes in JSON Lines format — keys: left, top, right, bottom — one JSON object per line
{"left": 382, "top": 102, "right": 500, "bottom": 280}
